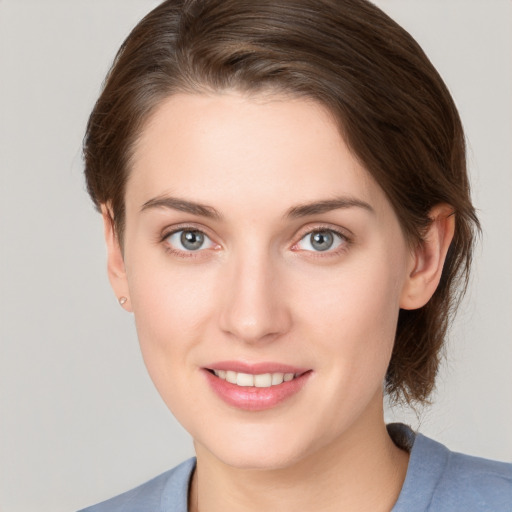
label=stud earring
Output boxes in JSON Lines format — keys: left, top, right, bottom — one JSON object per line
{"left": 118, "top": 296, "right": 128, "bottom": 306}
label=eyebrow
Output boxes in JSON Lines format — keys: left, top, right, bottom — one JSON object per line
{"left": 141, "top": 196, "right": 223, "bottom": 220}
{"left": 140, "top": 195, "right": 374, "bottom": 220}
{"left": 285, "top": 197, "right": 375, "bottom": 218}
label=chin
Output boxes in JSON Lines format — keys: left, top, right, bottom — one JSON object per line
{"left": 215, "top": 446, "right": 305, "bottom": 471}
{"left": 195, "top": 422, "right": 322, "bottom": 471}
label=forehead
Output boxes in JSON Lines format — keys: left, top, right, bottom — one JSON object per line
{"left": 127, "top": 91, "right": 387, "bottom": 217}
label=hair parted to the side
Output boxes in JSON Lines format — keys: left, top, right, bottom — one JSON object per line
{"left": 84, "top": 0, "right": 480, "bottom": 405}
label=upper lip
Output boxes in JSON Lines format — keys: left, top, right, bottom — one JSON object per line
{"left": 205, "top": 361, "right": 310, "bottom": 375}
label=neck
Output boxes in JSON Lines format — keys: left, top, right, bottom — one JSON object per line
{"left": 188, "top": 396, "right": 409, "bottom": 512}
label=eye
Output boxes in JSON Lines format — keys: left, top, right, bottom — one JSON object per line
{"left": 164, "top": 229, "right": 216, "bottom": 252}
{"left": 295, "top": 229, "right": 346, "bottom": 252}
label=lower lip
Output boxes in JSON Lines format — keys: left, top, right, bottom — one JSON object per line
{"left": 203, "top": 370, "right": 312, "bottom": 411}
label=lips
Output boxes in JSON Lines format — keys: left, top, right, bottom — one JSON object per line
{"left": 203, "top": 361, "right": 312, "bottom": 411}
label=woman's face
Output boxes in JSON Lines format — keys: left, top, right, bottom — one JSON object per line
{"left": 116, "top": 92, "right": 415, "bottom": 469}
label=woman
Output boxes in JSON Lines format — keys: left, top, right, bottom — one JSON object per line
{"left": 79, "top": 0, "right": 511, "bottom": 510}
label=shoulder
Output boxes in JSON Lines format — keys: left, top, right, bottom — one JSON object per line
{"left": 432, "top": 444, "right": 512, "bottom": 510}
{"left": 390, "top": 424, "right": 512, "bottom": 512}
{"left": 77, "top": 458, "right": 196, "bottom": 512}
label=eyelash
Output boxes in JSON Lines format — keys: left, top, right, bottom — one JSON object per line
{"left": 160, "top": 224, "right": 351, "bottom": 259}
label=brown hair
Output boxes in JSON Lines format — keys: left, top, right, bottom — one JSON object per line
{"left": 84, "top": 0, "right": 480, "bottom": 404}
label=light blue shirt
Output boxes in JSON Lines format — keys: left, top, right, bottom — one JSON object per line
{"left": 79, "top": 424, "right": 512, "bottom": 511}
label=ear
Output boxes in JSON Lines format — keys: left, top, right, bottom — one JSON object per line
{"left": 101, "top": 205, "right": 132, "bottom": 312}
{"left": 400, "top": 204, "right": 455, "bottom": 310}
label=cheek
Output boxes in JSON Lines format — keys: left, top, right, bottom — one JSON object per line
{"left": 125, "top": 261, "right": 223, "bottom": 429}
{"left": 291, "top": 253, "right": 405, "bottom": 377}
{"left": 126, "top": 254, "right": 218, "bottom": 370}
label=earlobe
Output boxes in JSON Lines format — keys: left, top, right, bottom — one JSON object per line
{"left": 400, "top": 204, "right": 455, "bottom": 310}
{"left": 101, "top": 205, "right": 132, "bottom": 312}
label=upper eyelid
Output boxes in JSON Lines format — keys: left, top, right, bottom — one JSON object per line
{"left": 294, "top": 223, "right": 352, "bottom": 241}
{"left": 161, "top": 223, "right": 213, "bottom": 240}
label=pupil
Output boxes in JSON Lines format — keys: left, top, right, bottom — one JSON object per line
{"left": 181, "top": 231, "right": 204, "bottom": 250}
{"left": 311, "top": 231, "right": 333, "bottom": 251}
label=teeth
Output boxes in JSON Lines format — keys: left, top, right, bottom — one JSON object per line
{"left": 236, "top": 372, "right": 254, "bottom": 387}
{"left": 226, "top": 370, "right": 237, "bottom": 384}
{"left": 254, "top": 373, "right": 272, "bottom": 387}
{"left": 213, "top": 370, "right": 298, "bottom": 387}
{"left": 271, "top": 373, "right": 284, "bottom": 385}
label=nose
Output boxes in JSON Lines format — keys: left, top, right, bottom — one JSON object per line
{"left": 218, "top": 248, "right": 292, "bottom": 344}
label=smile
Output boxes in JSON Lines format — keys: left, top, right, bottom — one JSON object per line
{"left": 211, "top": 370, "right": 297, "bottom": 387}
{"left": 204, "top": 364, "right": 312, "bottom": 411}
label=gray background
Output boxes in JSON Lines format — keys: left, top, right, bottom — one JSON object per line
{"left": 0, "top": 1, "right": 510, "bottom": 511}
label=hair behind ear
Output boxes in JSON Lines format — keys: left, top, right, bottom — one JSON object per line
{"left": 388, "top": 204, "right": 477, "bottom": 405}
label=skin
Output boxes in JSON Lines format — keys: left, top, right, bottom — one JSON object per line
{"left": 103, "top": 92, "right": 455, "bottom": 511}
